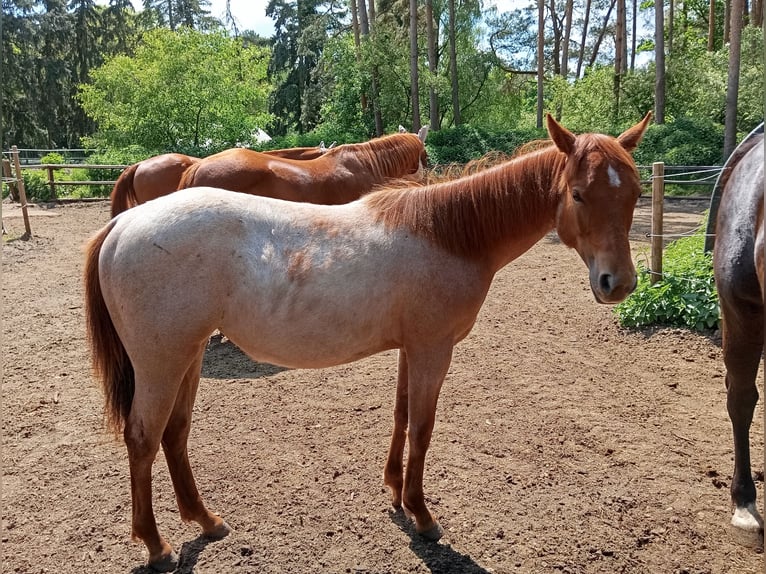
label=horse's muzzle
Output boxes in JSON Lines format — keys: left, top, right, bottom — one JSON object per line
{"left": 591, "top": 270, "right": 637, "bottom": 304}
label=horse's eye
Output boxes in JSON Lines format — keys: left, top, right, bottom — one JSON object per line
{"left": 572, "top": 189, "right": 584, "bottom": 203}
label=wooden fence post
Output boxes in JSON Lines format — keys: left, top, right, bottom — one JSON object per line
{"left": 651, "top": 162, "right": 664, "bottom": 284}
{"left": 11, "top": 145, "right": 32, "bottom": 238}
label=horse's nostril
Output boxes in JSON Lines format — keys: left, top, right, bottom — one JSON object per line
{"left": 599, "top": 273, "right": 613, "bottom": 294}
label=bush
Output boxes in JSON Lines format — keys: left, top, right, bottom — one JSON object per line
{"left": 614, "top": 220, "right": 719, "bottom": 332}
{"left": 22, "top": 170, "right": 53, "bottom": 202}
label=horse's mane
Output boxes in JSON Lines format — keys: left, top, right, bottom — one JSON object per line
{"left": 365, "top": 133, "right": 639, "bottom": 260}
{"left": 365, "top": 145, "right": 565, "bottom": 259}
{"left": 328, "top": 133, "right": 425, "bottom": 180}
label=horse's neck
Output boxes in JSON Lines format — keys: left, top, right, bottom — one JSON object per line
{"left": 367, "top": 148, "right": 565, "bottom": 273}
{"left": 338, "top": 141, "right": 410, "bottom": 182}
{"left": 453, "top": 149, "right": 564, "bottom": 271}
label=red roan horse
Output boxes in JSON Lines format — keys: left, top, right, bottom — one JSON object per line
{"left": 109, "top": 144, "right": 336, "bottom": 217}
{"left": 84, "top": 114, "right": 650, "bottom": 571}
{"left": 712, "top": 123, "right": 765, "bottom": 546}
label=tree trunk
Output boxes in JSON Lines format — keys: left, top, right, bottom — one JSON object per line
{"left": 723, "top": 0, "right": 744, "bottom": 158}
{"left": 724, "top": 0, "right": 730, "bottom": 43}
{"left": 426, "top": 0, "right": 440, "bottom": 130}
{"left": 561, "top": 0, "right": 573, "bottom": 77}
{"left": 410, "top": 0, "right": 421, "bottom": 131}
{"left": 708, "top": 0, "right": 716, "bottom": 50}
{"left": 587, "top": 0, "right": 616, "bottom": 68}
{"left": 449, "top": 0, "right": 461, "bottom": 125}
{"left": 655, "top": 0, "right": 665, "bottom": 124}
{"left": 576, "top": 0, "right": 592, "bottom": 78}
{"left": 359, "top": 0, "right": 384, "bottom": 135}
{"left": 614, "top": 0, "right": 625, "bottom": 123}
{"left": 537, "top": 0, "right": 544, "bottom": 128}
{"left": 668, "top": 0, "right": 673, "bottom": 54}
{"left": 630, "top": 0, "right": 637, "bottom": 69}
{"left": 549, "top": 0, "right": 561, "bottom": 76}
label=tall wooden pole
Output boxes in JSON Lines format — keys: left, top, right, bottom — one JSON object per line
{"left": 651, "top": 162, "right": 664, "bottom": 284}
{"left": 11, "top": 146, "right": 32, "bottom": 238}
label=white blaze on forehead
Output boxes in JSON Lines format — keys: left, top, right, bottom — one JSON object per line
{"left": 607, "top": 165, "right": 622, "bottom": 187}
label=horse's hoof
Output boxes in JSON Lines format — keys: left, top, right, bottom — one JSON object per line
{"left": 204, "top": 519, "right": 232, "bottom": 540}
{"left": 731, "top": 504, "right": 764, "bottom": 548}
{"left": 148, "top": 550, "right": 178, "bottom": 572}
{"left": 417, "top": 522, "right": 444, "bottom": 541}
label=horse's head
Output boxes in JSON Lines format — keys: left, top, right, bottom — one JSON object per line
{"left": 548, "top": 113, "right": 651, "bottom": 304}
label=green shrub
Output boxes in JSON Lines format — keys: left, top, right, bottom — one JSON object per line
{"left": 614, "top": 221, "right": 719, "bottom": 332}
{"left": 22, "top": 170, "right": 53, "bottom": 202}
{"left": 41, "top": 152, "right": 65, "bottom": 164}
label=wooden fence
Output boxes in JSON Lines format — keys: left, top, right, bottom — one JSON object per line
{"left": 2, "top": 148, "right": 722, "bottom": 260}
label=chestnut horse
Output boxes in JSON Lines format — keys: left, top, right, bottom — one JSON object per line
{"left": 176, "top": 127, "right": 430, "bottom": 204}
{"left": 712, "top": 123, "right": 765, "bottom": 545}
{"left": 84, "top": 113, "right": 650, "bottom": 571}
{"left": 109, "top": 145, "right": 334, "bottom": 217}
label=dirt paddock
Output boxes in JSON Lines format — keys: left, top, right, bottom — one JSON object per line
{"left": 2, "top": 197, "right": 764, "bottom": 574}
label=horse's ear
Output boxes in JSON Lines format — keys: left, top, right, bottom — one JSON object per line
{"left": 398, "top": 125, "right": 407, "bottom": 133}
{"left": 329, "top": 141, "right": 336, "bottom": 148}
{"left": 417, "top": 125, "right": 430, "bottom": 142}
{"left": 546, "top": 114, "right": 576, "bottom": 155}
{"left": 319, "top": 141, "right": 326, "bottom": 151}
{"left": 617, "top": 112, "right": 652, "bottom": 152}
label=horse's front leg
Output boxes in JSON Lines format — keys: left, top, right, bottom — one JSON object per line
{"left": 162, "top": 349, "right": 231, "bottom": 540}
{"left": 401, "top": 342, "right": 454, "bottom": 541}
{"left": 384, "top": 350, "right": 409, "bottom": 507}
{"left": 721, "top": 303, "right": 764, "bottom": 543}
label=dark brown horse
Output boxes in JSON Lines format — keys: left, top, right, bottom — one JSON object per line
{"left": 176, "top": 128, "right": 429, "bottom": 205}
{"left": 84, "top": 114, "right": 649, "bottom": 571}
{"left": 109, "top": 146, "right": 333, "bottom": 217}
{"left": 712, "top": 123, "right": 764, "bottom": 545}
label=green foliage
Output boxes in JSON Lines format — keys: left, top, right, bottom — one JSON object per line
{"left": 632, "top": 116, "right": 724, "bottom": 166}
{"left": 614, "top": 223, "right": 719, "bottom": 332}
{"left": 425, "top": 124, "right": 545, "bottom": 165}
{"left": 78, "top": 29, "right": 273, "bottom": 154}
{"left": 21, "top": 171, "right": 54, "bottom": 202}
{"left": 41, "top": 152, "right": 65, "bottom": 164}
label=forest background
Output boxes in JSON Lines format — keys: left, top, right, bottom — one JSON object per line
{"left": 1, "top": 0, "right": 763, "bottom": 173}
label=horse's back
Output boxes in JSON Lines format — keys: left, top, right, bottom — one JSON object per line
{"left": 133, "top": 153, "right": 199, "bottom": 202}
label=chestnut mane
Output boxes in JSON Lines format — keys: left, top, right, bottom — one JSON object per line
{"left": 365, "top": 133, "right": 639, "bottom": 259}
{"left": 326, "top": 132, "right": 426, "bottom": 181}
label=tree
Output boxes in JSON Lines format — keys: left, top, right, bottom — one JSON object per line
{"left": 141, "top": 0, "right": 214, "bottom": 30}
{"left": 448, "top": 0, "right": 461, "bottom": 125}
{"left": 409, "top": 0, "right": 421, "bottom": 130}
{"left": 655, "top": 0, "right": 665, "bottom": 123}
{"left": 267, "top": 0, "right": 345, "bottom": 134}
{"left": 426, "top": 0, "right": 440, "bottom": 130}
{"left": 723, "top": 0, "right": 744, "bottom": 157}
{"left": 78, "top": 29, "right": 273, "bottom": 152}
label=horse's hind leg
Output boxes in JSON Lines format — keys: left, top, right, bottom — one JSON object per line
{"left": 384, "top": 350, "right": 409, "bottom": 507}
{"left": 721, "top": 296, "right": 764, "bottom": 542}
{"left": 125, "top": 365, "right": 190, "bottom": 571}
{"left": 162, "top": 346, "right": 231, "bottom": 539}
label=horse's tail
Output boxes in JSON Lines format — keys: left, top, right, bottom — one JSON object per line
{"left": 84, "top": 221, "right": 134, "bottom": 435}
{"left": 109, "top": 163, "right": 141, "bottom": 218}
{"left": 177, "top": 161, "right": 201, "bottom": 190}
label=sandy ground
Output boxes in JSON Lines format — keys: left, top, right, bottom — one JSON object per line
{"left": 2, "top": 197, "right": 764, "bottom": 573}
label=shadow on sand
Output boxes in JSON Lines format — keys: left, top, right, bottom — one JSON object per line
{"left": 201, "top": 333, "right": 287, "bottom": 380}
{"left": 388, "top": 507, "right": 492, "bottom": 574}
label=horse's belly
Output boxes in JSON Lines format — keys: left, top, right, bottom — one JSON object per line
{"left": 222, "top": 314, "right": 397, "bottom": 370}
